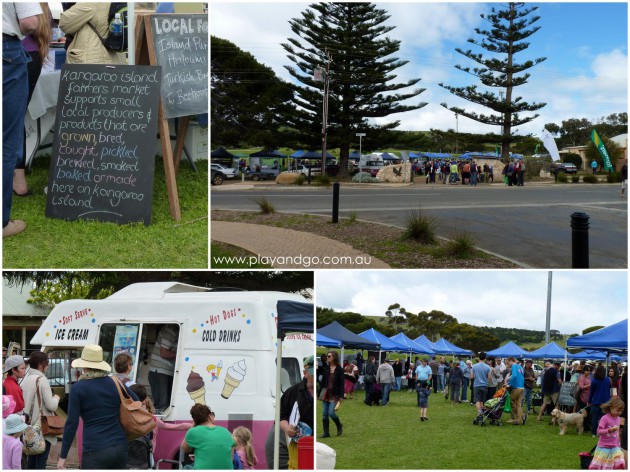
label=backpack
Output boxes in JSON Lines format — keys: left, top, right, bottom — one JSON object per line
{"left": 88, "top": 3, "right": 128, "bottom": 52}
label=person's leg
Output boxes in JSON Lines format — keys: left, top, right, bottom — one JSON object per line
{"left": 512, "top": 389, "right": 524, "bottom": 424}
{"left": 591, "top": 404, "right": 602, "bottom": 436}
{"left": 364, "top": 382, "right": 372, "bottom": 404}
{"left": 321, "top": 401, "right": 331, "bottom": 437}
{"left": 461, "top": 378, "right": 468, "bottom": 401}
{"left": 3, "top": 41, "right": 29, "bottom": 230}
{"left": 382, "top": 383, "right": 391, "bottom": 405}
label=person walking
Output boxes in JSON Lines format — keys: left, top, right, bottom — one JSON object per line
{"left": 591, "top": 159, "right": 598, "bottom": 175}
{"left": 588, "top": 396, "right": 625, "bottom": 469}
{"left": 22, "top": 352, "right": 60, "bottom": 469}
{"left": 537, "top": 361, "right": 563, "bottom": 421}
{"left": 471, "top": 353, "right": 491, "bottom": 416}
{"left": 392, "top": 359, "right": 403, "bottom": 392}
{"left": 449, "top": 362, "right": 463, "bottom": 404}
{"left": 588, "top": 365, "right": 612, "bottom": 438}
{"left": 319, "top": 351, "right": 343, "bottom": 437}
{"left": 416, "top": 379, "right": 431, "bottom": 421}
{"left": 363, "top": 356, "right": 377, "bottom": 405}
{"left": 377, "top": 358, "right": 395, "bottom": 407}
{"left": 523, "top": 359, "right": 536, "bottom": 415}
{"left": 2, "top": 3, "right": 41, "bottom": 238}
{"left": 460, "top": 360, "right": 471, "bottom": 403}
{"left": 58, "top": 344, "right": 139, "bottom": 470}
{"left": 428, "top": 357, "right": 439, "bottom": 394}
{"left": 506, "top": 357, "right": 526, "bottom": 425}
{"left": 621, "top": 161, "right": 628, "bottom": 197}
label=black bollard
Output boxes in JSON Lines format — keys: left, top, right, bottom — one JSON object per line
{"left": 332, "top": 182, "right": 340, "bottom": 224}
{"left": 570, "top": 212, "right": 590, "bottom": 268}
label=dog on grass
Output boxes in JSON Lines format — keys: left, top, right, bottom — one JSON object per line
{"left": 551, "top": 408, "right": 587, "bottom": 435}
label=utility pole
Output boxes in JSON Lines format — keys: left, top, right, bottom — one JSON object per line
{"left": 545, "top": 271, "right": 552, "bottom": 345}
{"left": 455, "top": 112, "right": 459, "bottom": 154}
{"left": 315, "top": 49, "right": 332, "bottom": 175}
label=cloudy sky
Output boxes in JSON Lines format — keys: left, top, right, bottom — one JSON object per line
{"left": 315, "top": 270, "right": 627, "bottom": 335}
{"left": 211, "top": 2, "right": 627, "bottom": 141}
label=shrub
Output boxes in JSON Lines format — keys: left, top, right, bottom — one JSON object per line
{"left": 571, "top": 175, "right": 580, "bottom": 183}
{"left": 607, "top": 172, "right": 621, "bottom": 183}
{"left": 253, "top": 197, "right": 275, "bottom": 214}
{"left": 402, "top": 207, "right": 437, "bottom": 244}
{"left": 582, "top": 174, "right": 598, "bottom": 184}
{"left": 315, "top": 174, "right": 332, "bottom": 187}
{"left": 444, "top": 232, "right": 476, "bottom": 258}
{"left": 352, "top": 172, "right": 377, "bottom": 183}
{"left": 295, "top": 174, "right": 306, "bottom": 186}
{"left": 556, "top": 172, "right": 568, "bottom": 183}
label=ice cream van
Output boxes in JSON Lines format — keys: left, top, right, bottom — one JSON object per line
{"left": 30, "top": 282, "right": 314, "bottom": 469}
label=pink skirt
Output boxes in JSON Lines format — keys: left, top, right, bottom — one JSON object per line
{"left": 589, "top": 446, "right": 625, "bottom": 469}
{"left": 344, "top": 378, "right": 355, "bottom": 394}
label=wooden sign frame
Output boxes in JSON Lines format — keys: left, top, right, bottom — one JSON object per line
{"left": 135, "top": 14, "right": 184, "bottom": 221}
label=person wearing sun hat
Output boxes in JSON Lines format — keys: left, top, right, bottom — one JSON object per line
{"left": 2, "top": 395, "right": 16, "bottom": 420}
{"left": 58, "top": 344, "right": 139, "bottom": 470}
{"left": 4, "top": 413, "right": 28, "bottom": 469}
{"left": 3, "top": 355, "right": 26, "bottom": 415}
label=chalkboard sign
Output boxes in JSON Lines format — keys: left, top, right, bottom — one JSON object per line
{"left": 557, "top": 381, "right": 578, "bottom": 407}
{"left": 45, "top": 64, "right": 161, "bottom": 225}
{"left": 149, "top": 13, "right": 208, "bottom": 118}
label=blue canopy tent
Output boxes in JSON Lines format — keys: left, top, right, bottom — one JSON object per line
{"left": 290, "top": 150, "right": 306, "bottom": 159}
{"left": 434, "top": 338, "right": 473, "bottom": 357}
{"left": 249, "top": 149, "right": 287, "bottom": 158}
{"left": 414, "top": 335, "right": 451, "bottom": 355}
{"left": 297, "top": 150, "right": 335, "bottom": 160}
{"left": 390, "top": 332, "right": 433, "bottom": 367}
{"left": 568, "top": 350, "right": 624, "bottom": 362}
{"left": 317, "top": 322, "right": 380, "bottom": 365}
{"left": 486, "top": 341, "right": 530, "bottom": 359}
{"left": 380, "top": 152, "right": 398, "bottom": 161}
{"left": 349, "top": 150, "right": 361, "bottom": 159}
{"left": 528, "top": 341, "right": 569, "bottom": 359}
{"left": 566, "top": 319, "right": 628, "bottom": 352}
{"left": 316, "top": 333, "right": 342, "bottom": 348}
{"left": 359, "top": 328, "right": 409, "bottom": 362}
{"left": 274, "top": 300, "right": 314, "bottom": 469}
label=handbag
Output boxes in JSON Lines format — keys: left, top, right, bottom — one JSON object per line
{"left": 504, "top": 394, "right": 512, "bottom": 413}
{"left": 112, "top": 376, "right": 156, "bottom": 441}
{"left": 23, "top": 393, "right": 45, "bottom": 456}
{"left": 36, "top": 377, "right": 65, "bottom": 436}
{"left": 579, "top": 446, "right": 597, "bottom": 469}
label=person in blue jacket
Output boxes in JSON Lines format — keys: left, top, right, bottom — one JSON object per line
{"left": 58, "top": 345, "right": 139, "bottom": 469}
{"left": 588, "top": 365, "right": 612, "bottom": 437}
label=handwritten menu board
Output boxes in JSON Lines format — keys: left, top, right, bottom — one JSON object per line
{"left": 45, "top": 64, "right": 161, "bottom": 225}
{"left": 150, "top": 14, "right": 208, "bottom": 118}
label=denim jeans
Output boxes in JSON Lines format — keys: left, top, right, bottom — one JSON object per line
{"left": 437, "top": 374, "right": 444, "bottom": 391}
{"left": 81, "top": 442, "right": 128, "bottom": 469}
{"left": 461, "top": 378, "right": 469, "bottom": 401}
{"left": 470, "top": 172, "right": 477, "bottom": 186}
{"left": 523, "top": 387, "right": 533, "bottom": 413}
{"left": 149, "top": 370, "right": 174, "bottom": 411}
{"left": 26, "top": 439, "right": 51, "bottom": 469}
{"left": 3, "top": 38, "right": 30, "bottom": 227}
{"left": 591, "top": 404, "right": 603, "bottom": 436}
{"left": 321, "top": 400, "right": 339, "bottom": 421}
{"left": 381, "top": 383, "right": 392, "bottom": 405}
{"left": 395, "top": 377, "right": 402, "bottom": 391}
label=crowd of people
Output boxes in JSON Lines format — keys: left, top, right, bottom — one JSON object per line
{"left": 411, "top": 159, "right": 499, "bottom": 186}
{"left": 317, "top": 350, "right": 627, "bottom": 469}
{"left": 3, "top": 345, "right": 305, "bottom": 470}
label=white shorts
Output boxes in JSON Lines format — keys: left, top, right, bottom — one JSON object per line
{"left": 622, "top": 180, "right": 628, "bottom": 190}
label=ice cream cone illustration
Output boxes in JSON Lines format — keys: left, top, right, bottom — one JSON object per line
{"left": 221, "top": 359, "right": 246, "bottom": 399}
{"left": 217, "top": 360, "right": 223, "bottom": 377}
{"left": 186, "top": 370, "right": 206, "bottom": 405}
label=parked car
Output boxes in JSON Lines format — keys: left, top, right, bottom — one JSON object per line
{"left": 211, "top": 169, "right": 224, "bottom": 185}
{"left": 210, "top": 163, "right": 238, "bottom": 179}
{"left": 551, "top": 162, "right": 578, "bottom": 174}
{"left": 295, "top": 164, "right": 322, "bottom": 177}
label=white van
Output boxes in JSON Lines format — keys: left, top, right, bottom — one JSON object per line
{"left": 30, "top": 282, "right": 313, "bottom": 468}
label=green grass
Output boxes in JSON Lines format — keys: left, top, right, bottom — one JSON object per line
{"left": 318, "top": 387, "right": 595, "bottom": 469}
{"left": 3, "top": 155, "right": 208, "bottom": 268}
{"left": 210, "top": 242, "right": 271, "bottom": 268}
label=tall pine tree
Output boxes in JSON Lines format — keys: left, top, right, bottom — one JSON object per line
{"left": 439, "top": 3, "right": 546, "bottom": 160}
{"left": 282, "top": 2, "right": 427, "bottom": 177}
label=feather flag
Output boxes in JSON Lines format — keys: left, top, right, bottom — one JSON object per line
{"left": 591, "top": 129, "right": 613, "bottom": 170}
{"left": 540, "top": 128, "right": 561, "bottom": 161}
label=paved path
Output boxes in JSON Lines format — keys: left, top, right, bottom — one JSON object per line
{"left": 211, "top": 221, "right": 390, "bottom": 268}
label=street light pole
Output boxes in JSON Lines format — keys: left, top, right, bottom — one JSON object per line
{"left": 455, "top": 112, "right": 458, "bottom": 154}
{"left": 356, "top": 133, "right": 366, "bottom": 157}
{"left": 315, "top": 49, "right": 332, "bottom": 176}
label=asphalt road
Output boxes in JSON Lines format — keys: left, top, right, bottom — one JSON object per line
{"left": 211, "top": 182, "right": 628, "bottom": 268}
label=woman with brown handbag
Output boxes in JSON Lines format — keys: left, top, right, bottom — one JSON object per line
{"left": 21, "top": 351, "right": 60, "bottom": 469}
{"left": 57, "top": 344, "right": 139, "bottom": 470}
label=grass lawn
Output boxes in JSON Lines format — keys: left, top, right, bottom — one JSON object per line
{"left": 3, "top": 155, "right": 208, "bottom": 268}
{"left": 317, "top": 386, "right": 596, "bottom": 469}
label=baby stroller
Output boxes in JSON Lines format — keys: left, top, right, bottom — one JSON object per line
{"left": 473, "top": 387, "right": 508, "bottom": 426}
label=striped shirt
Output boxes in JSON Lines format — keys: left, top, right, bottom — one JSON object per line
{"left": 150, "top": 325, "right": 178, "bottom": 376}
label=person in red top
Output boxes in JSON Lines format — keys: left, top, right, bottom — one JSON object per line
{"left": 2, "top": 355, "right": 26, "bottom": 415}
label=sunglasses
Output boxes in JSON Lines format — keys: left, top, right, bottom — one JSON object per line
{"left": 327, "top": 355, "right": 333, "bottom": 358}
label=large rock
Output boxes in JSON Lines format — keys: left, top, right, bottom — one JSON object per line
{"left": 276, "top": 172, "right": 300, "bottom": 184}
{"left": 377, "top": 163, "right": 412, "bottom": 183}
